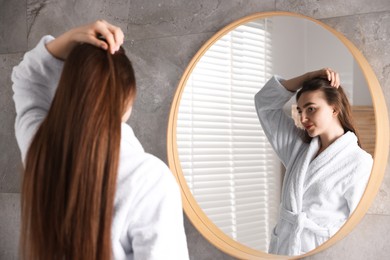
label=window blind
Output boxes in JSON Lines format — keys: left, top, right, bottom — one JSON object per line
{"left": 176, "top": 20, "right": 282, "bottom": 251}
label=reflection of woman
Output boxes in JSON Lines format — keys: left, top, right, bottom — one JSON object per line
{"left": 254, "top": 69, "right": 373, "bottom": 256}
{"left": 12, "top": 21, "right": 189, "bottom": 260}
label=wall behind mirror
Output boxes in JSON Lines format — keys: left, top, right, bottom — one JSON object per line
{"left": 1, "top": 1, "right": 390, "bottom": 260}
{"left": 174, "top": 14, "right": 375, "bottom": 254}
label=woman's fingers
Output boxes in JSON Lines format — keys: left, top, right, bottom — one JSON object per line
{"left": 325, "top": 69, "right": 331, "bottom": 81}
{"left": 102, "top": 20, "right": 124, "bottom": 52}
{"left": 324, "top": 68, "right": 340, "bottom": 88}
{"left": 83, "top": 33, "right": 108, "bottom": 50}
{"left": 330, "top": 70, "right": 340, "bottom": 88}
{"left": 92, "top": 20, "right": 124, "bottom": 54}
{"left": 334, "top": 72, "right": 340, "bottom": 88}
{"left": 73, "top": 20, "right": 124, "bottom": 54}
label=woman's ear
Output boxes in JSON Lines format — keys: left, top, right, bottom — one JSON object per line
{"left": 332, "top": 107, "right": 339, "bottom": 117}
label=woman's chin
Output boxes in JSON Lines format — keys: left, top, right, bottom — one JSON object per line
{"left": 306, "top": 130, "right": 318, "bottom": 137}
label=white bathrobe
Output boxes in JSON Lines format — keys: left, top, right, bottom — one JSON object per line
{"left": 254, "top": 76, "right": 373, "bottom": 256}
{"left": 12, "top": 36, "right": 189, "bottom": 260}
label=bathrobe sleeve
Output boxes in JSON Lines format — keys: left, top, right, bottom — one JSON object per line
{"left": 254, "top": 76, "right": 305, "bottom": 166}
{"left": 344, "top": 152, "right": 373, "bottom": 215}
{"left": 11, "top": 35, "right": 63, "bottom": 162}
{"left": 126, "top": 157, "right": 189, "bottom": 260}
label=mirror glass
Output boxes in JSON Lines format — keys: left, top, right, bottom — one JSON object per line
{"left": 175, "top": 15, "right": 375, "bottom": 254}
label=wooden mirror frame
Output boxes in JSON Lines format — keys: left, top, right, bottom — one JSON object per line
{"left": 167, "top": 11, "right": 389, "bottom": 259}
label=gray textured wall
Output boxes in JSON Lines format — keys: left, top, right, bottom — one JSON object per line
{"left": 1, "top": 0, "right": 389, "bottom": 259}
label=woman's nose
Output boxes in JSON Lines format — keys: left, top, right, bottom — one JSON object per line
{"left": 300, "top": 113, "right": 308, "bottom": 123}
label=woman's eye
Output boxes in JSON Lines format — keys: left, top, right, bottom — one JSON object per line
{"left": 308, "top": 107, "right": 315, "bottom": 112}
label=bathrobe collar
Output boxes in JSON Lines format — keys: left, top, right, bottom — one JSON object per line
{"left": 294, "top": 131, "right": 357, "bottom": 211}
{"left": 311, "top": 131, "right": 357, "bottom": 165}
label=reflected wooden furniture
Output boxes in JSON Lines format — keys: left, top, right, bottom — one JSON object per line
{"left": 352, "top": 106, "right": 375, "bottom": 156}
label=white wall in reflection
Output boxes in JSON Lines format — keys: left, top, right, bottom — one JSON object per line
{"left": 272, "top": 16, "right": 371, "bottom": 107}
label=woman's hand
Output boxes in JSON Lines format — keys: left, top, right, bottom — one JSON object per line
{"left": 46, "top": 20, "right": 124, "bottom": 60}
{"left": 308, "top": 68, "right": 340, "bottom": 88}
{"left": 282, "top": 68, "right": 340, "bottom": 92}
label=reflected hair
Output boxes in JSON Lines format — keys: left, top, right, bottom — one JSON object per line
{"left": 21, "top": 43, "right": 136, "bottom": 260}
{"left": 296, "top": 77, "right": 360, "bottom": 146}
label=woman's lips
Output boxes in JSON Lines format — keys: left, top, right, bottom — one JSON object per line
{"left": 305, "top": 124, "right": 314, "bottom": 130}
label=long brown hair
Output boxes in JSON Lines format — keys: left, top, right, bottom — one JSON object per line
{"left": 21, "top": 43, "right": 136, "bottom": 260}
{"left": 296, "top": 77, "right": 361, "bottom": 146}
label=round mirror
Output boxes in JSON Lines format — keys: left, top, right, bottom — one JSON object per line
{"left": 167, "top": 12, "right": 389, "bottom": 259}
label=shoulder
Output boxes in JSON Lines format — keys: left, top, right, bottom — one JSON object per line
{"left": 350, "top": 146, "right": 373, "bottom": 169}
{"left": 117, "top": 148, "right": 179, "bottom": 197}
{"left": 117, "top": 125, "right": 180, "bottom": 204}
{"left": 340, "top": 132, "right": 373, "bottom": 169}
{"left": 142, "top": 153, "right": 179, "bottom": 192}
{"left": 343, "top": 146, "right": 373, "bottom": 187}
{"left": 138, "top": 153, "right": 176, "bottom": 187}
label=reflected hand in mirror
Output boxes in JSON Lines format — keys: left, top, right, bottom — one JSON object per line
{"left": 255, "top": 68, "right": 373, "bottom": 255}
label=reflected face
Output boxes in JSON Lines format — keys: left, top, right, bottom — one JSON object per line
{"left": 297, "top": 90, "right": 338, "bottom": 138}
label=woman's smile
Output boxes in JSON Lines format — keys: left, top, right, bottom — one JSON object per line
{"left": 304, "top": 124, "right": 314, "bottom": 130}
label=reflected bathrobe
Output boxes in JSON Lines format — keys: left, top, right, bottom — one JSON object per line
{"left": 254, "top": 76, "right": 373, "bottom": 256}
{"left": 12, "top": 36, "right": 189, "bottom": 260}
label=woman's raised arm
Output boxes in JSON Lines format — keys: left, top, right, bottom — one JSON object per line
{"left": 281, "top": 68, "right": 340, "bottom": 92}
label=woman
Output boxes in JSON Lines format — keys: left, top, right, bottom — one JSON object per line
{"left": 12, "top": 20, "right": 189, "bottom": 260}
{"left": 254, "top": 69, "right": 373, "bottom": 256}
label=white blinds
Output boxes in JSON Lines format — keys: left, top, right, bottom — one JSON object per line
{"left": 176, "top": 20, "right": 282, "bottom": 251}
